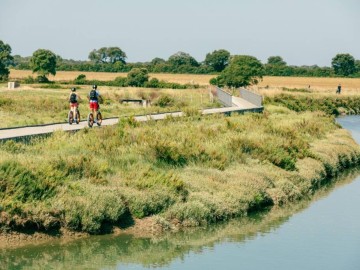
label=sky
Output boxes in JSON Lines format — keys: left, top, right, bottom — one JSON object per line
{"left": 0, "top": 0, "right": 359, "bottom": 66}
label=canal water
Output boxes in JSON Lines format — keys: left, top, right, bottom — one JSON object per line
{"left": 1, "top": 116, "right": 360, "bottom": 270}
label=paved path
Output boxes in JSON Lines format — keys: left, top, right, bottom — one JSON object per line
{"left": 0, "top": 101, "right": 262, "bottom": 141}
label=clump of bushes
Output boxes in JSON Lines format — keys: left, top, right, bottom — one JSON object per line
{"left": 59, "top": 185, "right": 127, "bottom": 233}
{"left": 0, "top": 161, "right": 58, "bottom": 204}
{"left": 265, "top": 94, "right": 360, "bottom": 115}
{"left": 74, "top": 74, "right": 87, "bottom": 84}
{"left": 154, "top": 94, "right": 175, "bottom": 108}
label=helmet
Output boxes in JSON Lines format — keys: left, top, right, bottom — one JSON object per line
{"left": 71, "top": 87, "right": 76, "bottom": 92}
{"left": 92, "top": 84, "right": 97, "bottom": 89}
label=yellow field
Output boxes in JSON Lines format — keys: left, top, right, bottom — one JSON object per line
{"left": 9, "top": 69, "right": 360, "bottom": 92}
{"left": 9, "top": 70, "right": 215, "bottom": 86}
{"left": 256, "top": 76, "right": 360, "bottom": 91}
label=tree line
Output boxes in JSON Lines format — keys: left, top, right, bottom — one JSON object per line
{"left": 1, "top": 40, "right": 360, "bottom": 85}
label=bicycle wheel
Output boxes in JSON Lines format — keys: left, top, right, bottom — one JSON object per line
{"left": 68, "top": 110, "right": 74, "bottom": 125}
{"left": 96, "top": 111, "right": 102, "bottom": 126}
{"left": 87, "top": 112, "right": 94, "bottom": 127}
{"left": 75, "top": 109, "right": 80, "bottom": 124}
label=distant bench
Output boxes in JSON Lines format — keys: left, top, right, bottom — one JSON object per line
{"left": 120, "top": 99, "right": 150, "bottom": 107}
{"left": 120, "top": 99, "right": 143, "bottom": 104}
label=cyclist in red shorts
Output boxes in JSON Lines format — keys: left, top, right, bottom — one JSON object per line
{"left": 88, "top": 84, "right": 101, "bottom": 118}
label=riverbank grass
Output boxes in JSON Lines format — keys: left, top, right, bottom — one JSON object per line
{"left": 1, "top": 105, "right": 359, "bottom": 234}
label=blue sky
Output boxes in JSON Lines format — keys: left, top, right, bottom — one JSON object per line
{"left": 0, "top": 0, "right": 359, "bottom": 66}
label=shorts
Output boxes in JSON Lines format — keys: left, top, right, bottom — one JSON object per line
{"left": 89, "top": 101, "right": 99, "bottom": 110}
{"left": 70, "top": 102, "right": 78, "bottom": 108}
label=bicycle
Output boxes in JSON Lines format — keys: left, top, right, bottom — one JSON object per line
{"left": 68, "top": 107, "right": 80, "bottom": 125}
{"left": 87, "top": 110, "right": 102, "bottom": 128}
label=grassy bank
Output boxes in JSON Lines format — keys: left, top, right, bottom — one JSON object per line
{"left": 1, "top": 168, "right": 357, "bottom": 267}
{"left": 265, "top": 94, "right": 360, "bottom": 116}
{"left": 1, "top": 106, "right": 359, "bottom": 234}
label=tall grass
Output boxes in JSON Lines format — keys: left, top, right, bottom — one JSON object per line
{"left": 1, "top": 106, "right": 359, "bottom": 233}
{"left": 0, "top": 86, "right": 215, "bottom": 128}
{"left": 265, "top": 94, "right": 360, "bottom": 115}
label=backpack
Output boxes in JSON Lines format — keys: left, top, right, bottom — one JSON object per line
{"left": 89, "top": 89, "right": 97, "bottom": 100}
{"left": 70, "top": 93, "right": 77, "bottom": 103}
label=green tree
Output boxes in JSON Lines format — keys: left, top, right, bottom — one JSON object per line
{"left": 355, "top": 60, "right": 360, "bottom": 73}
{"left": 89, "top": 47, "right": 127, "bottom": 64}
{"left": 211, "top": 55, "right": 264, "bottom": 88}
{"left": 168, "top": 52, "right": 199, "bottom": 67}
{"left": 265, "top": 56, "right": 287, "bottom": 76}
{"left": 0, "top": 40, "right": 13, "bottom": 81}
{"left": 150, "top": 57, "right": 166, "bottom": 65}
{"left": 204, "top": 49, "right": 230, "bottom": 72}
{"left": 267, "top": 56, "right": 287, "bottom": 66}
{"left": 30, "top": 49, "right": 57, "bottom": 81}
{"left": 331, "top": 53, "right": 356, "bottom": 76}
{"left": 127, "top": 68, "right": 149, "bottom": 87}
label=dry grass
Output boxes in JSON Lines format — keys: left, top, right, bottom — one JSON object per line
{"left": 253, "top": 77, "right": 360, "bottom": 98}
{"left": 10, "top": 70, "right": 360, "bottom": 91}
{"left": 9, "top": 70, "right": 215, "bottom": 86}
{"left": 257, "top": 76, "right": 360, "bottom": 91}
{"left": 0, "top": 84, "right": 215, "bottom": 128}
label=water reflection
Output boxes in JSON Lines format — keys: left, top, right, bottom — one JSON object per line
{"left": 1, "top": 169, "right": 358, "bottom": 270}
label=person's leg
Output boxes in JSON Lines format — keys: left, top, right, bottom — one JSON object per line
{"left": 93, "top": 102, "right": 99, "bottom": 122}
{"left": 90, "top": 102, "right": 96, "bottom": 122}
{"left": 74, "top": 105, "right": 78, "bottom": 122}
{"left": 70, "top": 104, "right": 75, "bottom": 121}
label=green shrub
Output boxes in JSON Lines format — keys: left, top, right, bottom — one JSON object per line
{"left": 125, "top": 188, "right": 177, "bottom": 218}
{"left": 61, "top": 187, "right": 127, "bottom": 233}
{"left": 127, "top": 68, "right": 149, "bottom": 87}
{"left": 36, "top": 75, "right": 50, "bottom": 83}
{"left": 74, "top": 74, "right": 86, "bottom": 84}
{"left": 0, "top": 161, "right": 57, "bottom": 203}
{"left": 154, "top": 94, "right": 175, "bottom": 107}
{"left": 49, "top": 154, "right": 110, "bottom": 181}
{"left": 165, "top": 201, "right": 211, "bottom": 226}
{"left": 23, "top": 76, "right": 36, "bottom": 84}
{"left": 114, "top": 76, "right": 128, "bottom": 87}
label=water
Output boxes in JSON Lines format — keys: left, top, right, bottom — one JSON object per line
{"left": 1, "top": 116, "right": 360, "bottom": 270}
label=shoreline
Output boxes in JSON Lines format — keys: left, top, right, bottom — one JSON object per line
{"left": 0, "top": 217, "right": 162, "bottom": 249}
{"left": 2, "top": 141, "right": 360, "bottom": 249}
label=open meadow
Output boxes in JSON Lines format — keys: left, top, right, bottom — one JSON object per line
{"left": 9, "top": 70, "right": 215, "bottom": 86}
{"left": 9, "top": 69, "right": 360, "bottom": 91}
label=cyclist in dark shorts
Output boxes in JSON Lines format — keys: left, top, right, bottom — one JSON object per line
{"left": 69, "top": 87, "right": 80, "bottom": 113}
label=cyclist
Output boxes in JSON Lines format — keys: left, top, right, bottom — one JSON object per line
{"left": 88, "top": 84, "right": 102, "bottom": 121}
{"left": 69, "top": 87, "right": 80, "bottom": 119}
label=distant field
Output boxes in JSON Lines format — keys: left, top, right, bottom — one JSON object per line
{"left": 9, "top": 69, "right": 360, "bottom": 91}
{"left": 256, "top": 77, "right": 360, "bottom": 91}
{"left": 9, "top": 70, "right": 215, "bottom": 86}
